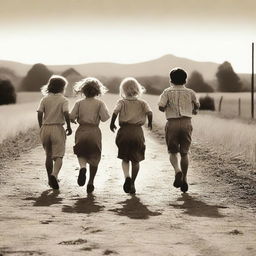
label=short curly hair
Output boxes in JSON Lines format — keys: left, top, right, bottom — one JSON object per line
{"left": 119, "top": 77, "right": 145, "bottom": 98}
{"left": 41, "top": 75, "right": 68, "bottom": 95}
{"left": 170, "top": 68, "right": 187, "bottom": 85}
{"left": 74, "top": 77, "right": 108, "bottom": 97}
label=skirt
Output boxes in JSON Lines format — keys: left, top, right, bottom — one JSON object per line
{"left": 73, "top": 124, "right": 102, "bottom": 166}
{"left": 116, "top": 124, "right": 145, "bottom": 163}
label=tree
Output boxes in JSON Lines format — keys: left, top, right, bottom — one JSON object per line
{"left": 187, "top": 71, "right": 213, "bottom": 92}
{"left": 0, "top": 79, "right": 16, "bottom": 105}
{"left": 216, "top": 61, "right": 242, "bottom": 92}
{"left": 20, "top": 63, "right": 53, "bottom": 91}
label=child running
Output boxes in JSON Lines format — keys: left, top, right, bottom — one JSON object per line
{"left": 70, "top": 77, "right": 110, "bottom": 193}
{"left": 158, "top": 68, "right": 200, "bottom": 193}
{"left": 37, "top": 75, "right": 72, "bottom": 190}
{"left": 110, "top": 77, "right": 153, "bottom": 194}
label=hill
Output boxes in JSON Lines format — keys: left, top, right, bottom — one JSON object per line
{"left": 0, "top": 55, "right": 220, "bottom": 80}
{"left": 0, "top": 55, "right": 253, "bottom": 92}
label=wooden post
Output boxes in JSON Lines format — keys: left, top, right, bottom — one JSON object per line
{"left": 218, "top": 96, "right": 223, "bottom": 112}
{"left": 251, "top": 42, "right": 254, "bottom": 119}
{"left": 238, "top": 98, "right": 241, "bottom": 116}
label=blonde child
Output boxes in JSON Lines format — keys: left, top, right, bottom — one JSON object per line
{"left": 37, "top": 75, "right": 72, "bottom": 190}
{"left": 70, "top": 77, "right": 110, "bottom": 193}
{"left": 110, "top": 77, "right": 153, "bottom": 194}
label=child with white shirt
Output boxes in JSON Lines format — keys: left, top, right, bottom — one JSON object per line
{"left": 70, "top": 77, "right": 110, "bottom": 193}
{"left": 158, "top": 68, "right": 200, "bottom": 193}
{"left": 110, "top": 77, "right": 153, "bottom": 194}
{"left": 37, "top": 75, "right": 72, "bottom": 190}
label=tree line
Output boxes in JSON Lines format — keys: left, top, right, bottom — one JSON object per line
{"left": 0, "top": 61, "right": 245, "bottom": 105}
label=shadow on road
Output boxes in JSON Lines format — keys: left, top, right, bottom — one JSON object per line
{"left": 109, "top": 195, "right": 162, "bottom": 219}
{"left": 24, "top": 189, "right": 62, "bottom": 206}
{"left": 62, "top": 194, "right": 105, "bottom": 214}
{"left": 169, "top": 193, "right": 227, "bottom": 218}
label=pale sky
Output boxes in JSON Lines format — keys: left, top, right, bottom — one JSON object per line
{"left": 0, "top": 0, "right": 255, "bottom": 73}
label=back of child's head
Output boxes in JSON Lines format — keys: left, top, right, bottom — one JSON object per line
{"left": 170, "top": 68, "right": 187, "bottom": 85}
{"left": 41, "top": 75, "right": 68, "bottom": 95}
{"left": 74, "top": 77, "right": 107, "bottom": 98}
{"left": 120, "top": 77, "right": 145, "bottom": 98}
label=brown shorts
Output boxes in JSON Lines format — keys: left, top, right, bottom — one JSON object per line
{"left": 165, "top": 117, "right": 192, "bottom": 154}
{"left": 40, "top": 125, "right": 66, "bottom": 159}
{"left": 116, "top": 124, "right": 145, "bottom": 163}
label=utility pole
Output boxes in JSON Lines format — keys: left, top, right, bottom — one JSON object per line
{"left": 252, "top": 42, "right": 254, "bottom": 119}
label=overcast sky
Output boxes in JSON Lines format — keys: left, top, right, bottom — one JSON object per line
{"left": 0, "top": 0, "right": 255, "bottom": 73}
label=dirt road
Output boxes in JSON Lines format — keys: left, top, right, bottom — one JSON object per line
{"left": 0, "top": 122, "right": 255, "bottom": 256}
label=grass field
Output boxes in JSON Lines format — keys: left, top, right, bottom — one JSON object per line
{"left": 0, "top": 92, "right": 76, "bottom": 144}
{"left": 143, "top": 93, "right": 256, "bottom": 165}
{"left": 197, "top": 92, "right": 253, "bottom": 119}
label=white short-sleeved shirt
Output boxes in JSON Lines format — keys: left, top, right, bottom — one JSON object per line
{"left": 37, "top": 93, "right": 69, "bottom": 125}
{"left": 158, "top": 85, "right": 200, "bottom": 119}
{"left": 113, "top": 97, "right": 152, "bottom": 126}
{"left": 70, "top": 97, "right": 110, "bottom": 126}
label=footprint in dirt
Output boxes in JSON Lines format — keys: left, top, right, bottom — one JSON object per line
{"left": 103, "top": 249, "right": 119, "bottom": 255}
{"left": 58, "top": 239, "right": 88, "bottom": 245}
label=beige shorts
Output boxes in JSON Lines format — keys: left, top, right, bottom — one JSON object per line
{"left": 40, "top": 125, "right": 66, "bottom": 159}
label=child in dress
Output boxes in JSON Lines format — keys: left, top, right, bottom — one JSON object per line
{"left": 70, "top": 77, "right": 110, "bottom": 193}
{"left": 110, "top": 77, "right": 153, "bottom": 194}
{"left": 37, "top": 75, "right": 72, "bottom": 189}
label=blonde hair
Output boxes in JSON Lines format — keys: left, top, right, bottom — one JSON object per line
{"left": 119, "top": 77, "right": 145, "bottom": 98}
{"left": 41, "top": 75, "right": 68, "bottom": 96}
{"left": 74, "top": 77, "right": 108, "bottom": 97}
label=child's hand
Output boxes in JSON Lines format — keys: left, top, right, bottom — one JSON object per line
{"left": 110, "top": 123, "right": 117, "bottom": 132}
{"left": 148, "top": 122, "right": 153, "bottom": 130}
{"left": 66, "top": 127, "right": 72, "bottom": 136}
{"left": 192, "top": 109, "right": 198, "bottom": 115}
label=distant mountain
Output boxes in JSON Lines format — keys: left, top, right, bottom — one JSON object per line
{"left": 0, "top": 54, "right": 251, "bottom": 84}
{"left": 49, "top": 54, "right": 220, "bottom": 81}
{"left": 0, "top": 67, "right": 22, "bottom": 89}
{"left": 0, "top": 60, "right": 31, "bottom": 77}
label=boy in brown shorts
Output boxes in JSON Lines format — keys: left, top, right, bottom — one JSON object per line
{"left": 158, "top": 68, "right": 199, "bottom": 192}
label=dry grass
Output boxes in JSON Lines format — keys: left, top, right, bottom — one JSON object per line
{"left": 0, "top": 102, "right": 39, "bottom": 143}
{"left": 198, "top": 92, "right": 252, "bottom": 119}
{"left": 0, "top": 92, "right": 77, "bottom": 144}
{"left": 143, "top": 94, "right": 256, "bottom": 164}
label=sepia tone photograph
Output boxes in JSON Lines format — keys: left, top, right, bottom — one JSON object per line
{"left": 0, "top": 0, "right": 255, "bottom": 255}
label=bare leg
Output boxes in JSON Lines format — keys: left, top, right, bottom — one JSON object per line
{"left": 88, "top": 165, "right": 98, "bottom": 185}
{"left": 130, "top": 162, "right": 139, "bottom": 194}
{"left": 52, "top": 157, "right": 63, "bottom": 178}
{"left": 77, "top": 157, "right": 87, "bottom": 187}
{"left": 78, "top": 157, "right": 87, "bottom": 169}
{"left": 122, "top": 160, "right": 130, "bottom": 178}
{"left": 45, "top": 154, "right": 53, "bottom": 181}
{"left": 180, "top": 153, "right": 189, "bottom": 182}
{"left": 169, "top": 153, "right": 181, "bottom": 174}
{"left": 131, "top": 162, "right": 140, "bottom": 183}
{"left": 86, "top": 165, "right": 98, "bottom": 193}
